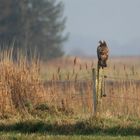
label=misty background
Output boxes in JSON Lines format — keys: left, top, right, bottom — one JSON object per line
{"left": 0, "top": 0, "right": 140, "bottom": 60}
{"left": 62, "top": 0, "right": 140, "bottom": 57}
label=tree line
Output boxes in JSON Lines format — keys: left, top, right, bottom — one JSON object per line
{"left": 0, "top": 0, "right": 67, "bottom": 60}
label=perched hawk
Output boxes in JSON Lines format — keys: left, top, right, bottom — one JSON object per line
{"left": 97, "top": 40, "right": 109, "bottom": 68}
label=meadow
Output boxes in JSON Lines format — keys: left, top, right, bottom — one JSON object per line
{"left": 41, "top": 56, "right": 140, "bottom": 117}
{"left": 0, "top": 50, "right": 140, "bottom": 139}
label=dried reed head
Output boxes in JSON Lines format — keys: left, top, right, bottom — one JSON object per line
{"left": 57, "top": 67, "right": 61, "bottom": 74}
{"left": 85, "top": 63, "right": 88, "bottom": 70}
{"left": 74, "top": 57, "right": 77, "bottom": 66}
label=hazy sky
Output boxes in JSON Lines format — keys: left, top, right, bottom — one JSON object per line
{"left": 62, "top": 0, "right": 140, "bottom": 56}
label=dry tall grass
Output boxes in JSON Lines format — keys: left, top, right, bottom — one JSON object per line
{"left": 0, "top": 49, "right": 45, "bottom": 117}
{"left": 42, "top": 57, "right": 94, "bottom": 115}
{"left": 42, "top": 56, "right": 140, "bottom": 117}
{"left": 1, "top": 53, "right": 140, "bottom": 118}
{"left": 102, "top": 78, "right": 140, "bottom": 117}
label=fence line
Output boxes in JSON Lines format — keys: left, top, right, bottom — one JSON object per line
{"left": 105, "top": 76, "right": 140, "bottom": 81}
{"left": 105, "top": 95, "right": 140, "bottom": 102}
{"left": 0, "top": 67, "right": 140, "bottom": 117}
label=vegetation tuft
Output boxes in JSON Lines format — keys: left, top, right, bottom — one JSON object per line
{"left": 0, "top": 49, "right": 45, "bottom": 117}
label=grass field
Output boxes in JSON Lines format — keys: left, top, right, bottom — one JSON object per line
{"left": 1, "top": 133, "right": 140, "bottom": 140}
{"left": 0, "top": 50, "right": 140, "bottom": 140}
{"left": 40, "top": 56, "right": 140, "bottom": 117}
{"left": 0, "top": 116, "right": 140, "bottom": 140}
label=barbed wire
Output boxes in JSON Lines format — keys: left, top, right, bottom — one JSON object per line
{"left": 102, "top": 75, "right": 140, "bottom": 81}
{"left": 105, "top": 95, "right": 140, "bottom": 102}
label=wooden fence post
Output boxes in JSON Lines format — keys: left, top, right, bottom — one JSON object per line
{"left": 97, "top": 66, "right": 104, "bottom": 115}
{"left": 92, "top": 68, "right": 97, "bottom": 114}
{"left": 92, "top": 66, "right": 104, "bottom": 115}
{"left": 97, "top": 66, "right": 101, "bottom": 114}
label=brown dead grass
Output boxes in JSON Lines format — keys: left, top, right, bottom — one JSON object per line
{"left": 41, "top": 56, "right": 140, "bottom": 117}
{"left": 1, "top": 53, "right": 140, "bottom": 118}
{"left": 0, "top": 49, "right": 45, "bottom": 117}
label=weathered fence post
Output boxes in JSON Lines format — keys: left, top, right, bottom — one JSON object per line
{"left": 96, "top": 66, "right": 104, "bottom": 114}
{"left": 92, "top": 68, "right": 97, "bottom": 114}
{"left": 92, "top": 65, "right": 105, "bottom": 116}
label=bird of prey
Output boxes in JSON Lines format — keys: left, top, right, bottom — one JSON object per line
{"left": 97, "top": 40, "right": 109, "bottom": 69}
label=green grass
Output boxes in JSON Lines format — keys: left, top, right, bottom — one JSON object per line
{"left": 0, "top": 133, "right": 140, "bottom": 140}
{"left": 0, "top": 116, "right": 140, "bottom": 140}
